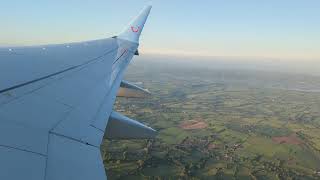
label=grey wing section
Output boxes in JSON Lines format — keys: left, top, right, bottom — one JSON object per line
{"left": 0, "top": 37, "right": 119, "bottom": 180}
{"left": 0, "top": 5, "right": 154, "bottom": 180}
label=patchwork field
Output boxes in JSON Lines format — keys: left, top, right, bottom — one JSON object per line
{"left": 101, "top": 57, "right": 320, "bottom": 179}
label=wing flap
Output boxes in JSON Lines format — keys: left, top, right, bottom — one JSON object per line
{"left": 0, "top": 121, "right": 48, "bottom": 155}
{"left": 117, "top": 80, "right": 151, "bottom": 98}
{"left": 105, "top": 111, "right": 156, "bottom": 139}
{"left": 0, "top": 91, "right": 71, "bottom": 154}
{"left": 0, "top": 146, "right": 46, "bottom": 180}
{"left": 45, "top": 134, "right": 105, "bottom": 180}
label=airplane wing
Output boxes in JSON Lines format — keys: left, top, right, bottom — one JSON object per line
{"left": 0, "top": 5, "right": 155, "bottom": 180}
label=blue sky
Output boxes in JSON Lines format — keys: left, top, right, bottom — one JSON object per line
{"left": 1, "top": 0, "right": 320, "bottom": 59}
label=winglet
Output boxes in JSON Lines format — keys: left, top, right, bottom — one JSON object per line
{"left": 117, "top": 5, "right": 152, "bottom": 43}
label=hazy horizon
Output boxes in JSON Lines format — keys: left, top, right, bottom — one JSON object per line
{"left": 133, "top": 54, "right": 320, "bottom": 77}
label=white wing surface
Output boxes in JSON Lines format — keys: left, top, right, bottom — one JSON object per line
{"left": 0, "top": 5, "right": 154, "bottom": 180}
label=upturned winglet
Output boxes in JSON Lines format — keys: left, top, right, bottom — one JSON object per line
{"left": 117, "top": 5, "right": 152, "bottom": 43}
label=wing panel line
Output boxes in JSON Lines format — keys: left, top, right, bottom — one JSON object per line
{"left": 49, "top": 131, "right": 99, "bottom": 148}
{"left": 0, "top": 144, "right": 46, "bottom": 157}
{"left": 0, "top": 47, "right": 118, "bottom": 95}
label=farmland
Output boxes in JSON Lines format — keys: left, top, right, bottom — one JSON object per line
{"left": 102, "top": 56, "right": 320, "bottom": 179}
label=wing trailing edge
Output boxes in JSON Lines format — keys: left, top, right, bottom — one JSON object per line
{"left": 105, "top": 111, "right": 156, "bottom": 139}
{"left": 117, "top": 80, "right": 151, "bottom": 98}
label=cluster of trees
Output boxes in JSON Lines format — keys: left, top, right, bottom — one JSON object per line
{"left": 104, "top": 135, "right": 318, "bottom": 179}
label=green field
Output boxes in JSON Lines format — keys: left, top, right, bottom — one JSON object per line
{"left": 102, "top": 58, "right": 320, "bottom": 179}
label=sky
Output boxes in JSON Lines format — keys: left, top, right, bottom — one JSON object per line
{"left": 1, "top": 0, "right": 320, "bottom": 60}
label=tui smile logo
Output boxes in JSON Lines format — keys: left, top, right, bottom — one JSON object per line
{"left": 131, "top": 26, "right": 140, "bottom": 33}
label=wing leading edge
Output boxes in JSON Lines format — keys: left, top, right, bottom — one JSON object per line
{"left": 0, "top": 5, "right": 153, "bottom": 180}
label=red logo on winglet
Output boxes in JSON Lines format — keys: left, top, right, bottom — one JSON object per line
{"left": 131, "top": 26, "right": 140, "bottom": 33}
